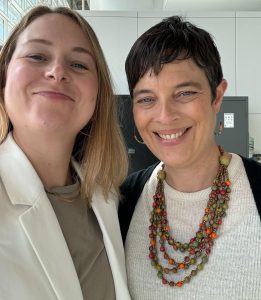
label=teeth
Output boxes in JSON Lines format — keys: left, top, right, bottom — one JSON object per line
{"left": 158, "top": 130, "right": 185, "bottom": 140}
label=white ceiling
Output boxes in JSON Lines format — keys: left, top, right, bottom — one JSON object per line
{"left": 89, "top": 0, "right": 261, "bottom": 11}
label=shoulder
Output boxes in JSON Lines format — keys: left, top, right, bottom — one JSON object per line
{"left": 119, "top": 163, "right": 159, "bottom": 243}
{"left": 240, "top": 156, "right": 261, "bottom": 189}
{"left": 241, "top": 156, "right": 261, "bottom": 174}
{"left": 240, "top": 156, "right": 261, "bottom": 218}
{"left": 120, "top": 163, "right": 159, "bottom": 202}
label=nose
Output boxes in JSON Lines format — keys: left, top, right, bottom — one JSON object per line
{"left": 156, "top": 98, "right": 180, "bottom": 123}
{"left": 45, "top": 61, "right": 69, "bottom": 82}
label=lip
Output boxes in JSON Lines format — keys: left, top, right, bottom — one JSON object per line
{"left": 33, "top": 91, "right": 74, "bottom": 101}
{"left": 153, "top": 127, "right": 191, "bottom": 145}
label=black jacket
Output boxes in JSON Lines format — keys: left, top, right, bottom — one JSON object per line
{"left": 119, "top": 157, "right": 261, "bottom": 243}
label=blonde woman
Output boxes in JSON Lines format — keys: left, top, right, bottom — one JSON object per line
{"left": 0, "top": 6, "right": 130, "bottom": 300}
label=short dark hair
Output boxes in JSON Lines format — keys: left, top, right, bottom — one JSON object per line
{"left": 125, "top": 16, "right": 223, "bottom": 101}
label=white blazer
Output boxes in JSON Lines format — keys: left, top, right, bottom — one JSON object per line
{"left": 0, "top": 133, "right": 130, "bottom": 300}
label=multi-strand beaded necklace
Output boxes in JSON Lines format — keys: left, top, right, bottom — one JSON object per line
{"left": 148, "top": 149, "right": 231, "bottom": 287}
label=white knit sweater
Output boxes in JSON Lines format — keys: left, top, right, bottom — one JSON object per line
{"left": 125, "top": 154, "right": 261, "bottom": 300}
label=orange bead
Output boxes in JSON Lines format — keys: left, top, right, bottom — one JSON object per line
{"left": 156, "top": 208, "right": 161, "bottom": 213}
{"left": 178, "top": 263, "right": 185, "bottom": 269}
{"left": 176, "top": 281, "right": 183, "bottom": 287}
{"left": 211, "top": 232, "right": 217, "bottom": 239}
{"left": 163, "top": 226, "right": 169, "bottom": 231}
{"left": 205, "top": 208, "right": 210, "bottom": 213}
{"left": 206, "top": 229, "right": 212, "bottom": 235}
{"left": 150, "top": 240, "right": 156, "bottom": 246}
{"left": 226, "top": 180, "right": 231, "bottom": 186}
{"left": 168, "top": 259, "right": 174, "bottom": 265}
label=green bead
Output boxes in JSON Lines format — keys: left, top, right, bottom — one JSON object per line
{"left": 156, "top": 264, "right": 162, "bottom": 271}
{"left": 192, "top": 241, "right": 199, "bottom": 247}
{"left": 157, "top": 271, "right": 163, "bottom": 279}
{"left": 203, "top": 216, "right": 208, "bottom": 222}
{"left": 191, "top": 269, "right": 198, "bottom": 276}
{"left": 219, "top": 154, "right": 230, "bottom": 166}
{"left": 157, "top": 170, "right": 166, "bottom": 180}
{"left": 196, "top": 232, "right": 203, "bottom": 239}
{"left": 184, "top": 243, "right": 189, "bottom": 249}
{"left": 201, "top": 256, "right": 208, "bottom": 264}
{"left": 176, "top": 242, "right": 181, "bottom": 248}
{"left": 197, "top": 263, "right": 204, "bottom": 271}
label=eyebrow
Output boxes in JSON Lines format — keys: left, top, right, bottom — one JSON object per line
{"left": 175, "top": 81, "right": 203, "bottom": 89}
{"left": 26, "top": 38, "right": 94, "bottom": 58}
{"left": 133, "top": 89, "right": 152, "bottom": 98}
{"left": 133, "top": 81, "right": 203, "bottom": 98}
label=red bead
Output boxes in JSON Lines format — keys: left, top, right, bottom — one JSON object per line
{"left": 217, "top": 219, "right": 222, "bottom": 225}
{"left": 206, "top": 248, "right": 211, "bottom": 254}
{"left": 190, "top": 249, "right": 195, "bottom": 255}
{"left": 162, "top": 278, "right": 168, "bottom": 284}
{"left": 184, "top": 256, "right": 190, "bottom": 262}
{"left": 211, "top": 192, "right": 216, "bottom": 198}
{"left": 169, "top": 281, "right": 175, "bottom": 287}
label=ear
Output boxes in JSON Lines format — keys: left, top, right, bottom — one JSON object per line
{"left": 212, "top": 79, "right": 228, "bottom": 114}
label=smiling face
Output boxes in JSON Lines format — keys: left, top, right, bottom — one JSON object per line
{"left": 4, "top": 13, "right": 98, "bottom": 140}
{"left": 133, "top": 59, "right": 227, "bottom": 170}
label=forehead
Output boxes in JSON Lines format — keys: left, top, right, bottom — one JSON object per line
{"left": 16, "top": 13, "right": 91, "bottom": 48}
{"left": 137, "top": 59, "right": 208, "bottom": 85}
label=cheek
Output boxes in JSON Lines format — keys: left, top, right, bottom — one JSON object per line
{"left": 5, "top": 63, "right": 35, "bottom": 96}
{"left": 133, "top": 107, "right": 144, "bottom": 127}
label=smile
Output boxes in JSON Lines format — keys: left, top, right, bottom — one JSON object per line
{"left": 156, "top": 128, "right": 188, "bottom": 141}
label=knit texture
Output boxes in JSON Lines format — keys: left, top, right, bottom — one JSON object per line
{"left": 125, "top": 154, "right": 261, "bottom": 300}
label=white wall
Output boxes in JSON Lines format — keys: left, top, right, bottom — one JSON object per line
{"left": 79, "top": 10, "right": 261, "bottom": 153}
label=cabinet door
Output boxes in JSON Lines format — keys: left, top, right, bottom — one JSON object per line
{"left": 79, "top": 11, "right": 137, "bottom": 94}
{"left": 215, "top": 97, "right": 249, "bottom": 157}
{"left": 138, "top": 12, "right": 236, "bottom": 96}
{"left": 236, "top": 12, "right": 261, "bottom": 152}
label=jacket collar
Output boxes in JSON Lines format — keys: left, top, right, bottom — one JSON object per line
{"left": 0, "top": 133, "right": 44, "bottom": 206}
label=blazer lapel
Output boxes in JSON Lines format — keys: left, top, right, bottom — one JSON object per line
{"left": 20, "top": 193, "right": 83, "bottom": 300}
{"left": 0, "top": 134, "right": 83, "bottom": 300}
{"left": 91, "top": 187, "right": 131, "bottom": 300}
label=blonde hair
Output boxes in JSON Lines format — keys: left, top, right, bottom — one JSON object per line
{"left": 0, "top": 6, "right": 128, "bottom": 200}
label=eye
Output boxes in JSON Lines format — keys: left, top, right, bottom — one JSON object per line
{"left": 136, "top": 97, "right": 154, "bottom": 105}
{"left": 71, "top": 62, "right": 88, "bottom": 71}
{"left": 179, "top": 91, "right": 196, "bottom": 97}
{"left": 27, "top": 54, "right": 46, "bottom": 61}
{"left": 176, "top": 91, "right": 198, "bottom": 103}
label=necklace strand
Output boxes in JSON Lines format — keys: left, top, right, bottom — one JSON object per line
{"left": 148, "top": 148, "right": 231, "bottom": 287}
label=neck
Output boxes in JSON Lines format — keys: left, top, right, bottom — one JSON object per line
{"left": 164, "top": 146, "right": 221, "bottom": 192}
{"left": 12, "top": 130, "right": 75, "bottom": 188}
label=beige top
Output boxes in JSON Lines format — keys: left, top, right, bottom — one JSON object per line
{"left": 46, "top": 180, "right": 115, "bottom": 300}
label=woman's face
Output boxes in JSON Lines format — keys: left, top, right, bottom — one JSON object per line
{"left": 132, "top": 59, "right": 227, "bottom": 170}
{"left": 4, "top": 13, "right": 98, "bottom": 139}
